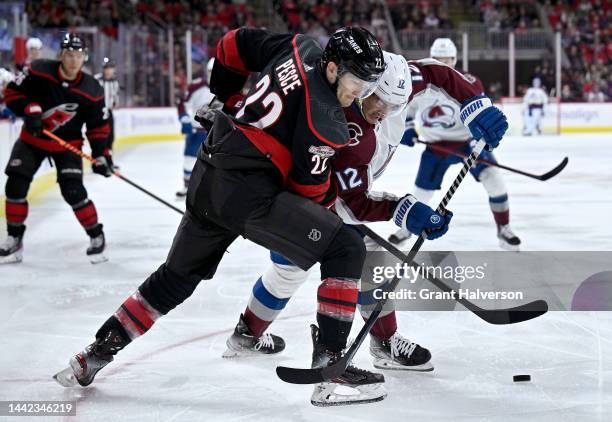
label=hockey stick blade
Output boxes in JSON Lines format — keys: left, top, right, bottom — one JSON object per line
{"left": 276, "top": 355, "right": 350, "bottom": 385}
{"left": 536, "top": 156, "right": 568, "bottom": 181}
{"left": 469, "top": 299, "right": 548, "bottom": 324}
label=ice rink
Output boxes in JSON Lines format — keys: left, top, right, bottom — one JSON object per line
{"left": 1, "top": 133, "right": 611, "bottom": 421}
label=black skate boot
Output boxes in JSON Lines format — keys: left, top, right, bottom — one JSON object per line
{"left": 497, "top": 224, "right": 521, "bottom": 251}
{"left": 310, "top": 325, "right": 386, "bottom": 407}
{"left": 222, "top": 314, "right": 285, "bottom": 358}
{"left": 370, "top": 332, "right": 433, "bottom": 371}
{"left": 87, "top": 232, "right": 107, "bottom": 264}
{"left": 388, "top": 228, "right": 411, "bottom": 245}
{"left": 53, "top": 329, "right": 128, "bottom": 387}
{"left": 0, "top": 234, "right": 23, "bottom": 264}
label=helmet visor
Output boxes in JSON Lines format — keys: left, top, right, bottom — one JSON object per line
{"left": 337, "top": 68, "right": 381, "bottom": 99}
{"left": 370, "top": 94, "right": 405, "bottom": 117}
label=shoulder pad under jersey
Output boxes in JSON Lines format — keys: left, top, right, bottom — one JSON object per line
{"left": 293, "top": 34, "right": 349, "bottom": 148}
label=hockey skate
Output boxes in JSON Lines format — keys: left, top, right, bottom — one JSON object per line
{"left": 0, "top": 235, "right": 23, "bottom": 264}
{"left": 388, "top": 228, "right": 411, "bottom": 245}
{"left": 497, "top": 224, "right": 521, "bottom": 251}
{"left": 370, "top": 332, "right": 433, "bottom": 371}
{"left": 53, "top": 329, "right": 126, "bottom": 387}
{"left": 222, "top": 314, "right": 285, "bottom": 358}
{"left": 175, "top": 186, "right": 188, "bottom": 198}
{"left": 87, "top": 232, "right": 108, "bottom": 264}
{"left": 310, "top": 325, "right": 386, "bottom": 407}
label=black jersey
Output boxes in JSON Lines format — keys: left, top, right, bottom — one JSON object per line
{"left": 210, "top": 28, "right": 349, "bottom": 205}
{"left": 4, "top": 60, "right": 109, "bottom": 157}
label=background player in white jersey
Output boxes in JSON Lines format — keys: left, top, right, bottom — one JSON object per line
{"left": 522, "top": 77, "right": 548, "bottom": 136}
{"left": 388, "top": 38, "right": 520, "bottom": 251}
{"left": 175, "top": 58, "right": 215, "bottom": 197}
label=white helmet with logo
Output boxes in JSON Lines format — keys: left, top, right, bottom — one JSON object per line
{"left": 26, "top": 37, "right": 43, "bottom": 50}
{"left": 430, "top": 38, "right": 457, "bottom": 66}
{"left": 372, "top": 51, "right": 411, "bottom": 116}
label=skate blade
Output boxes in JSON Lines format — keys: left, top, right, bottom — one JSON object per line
{"left": 311, "top": 383, "right": 387, "bottom": 407}
{"left": 372, "top": 357, "right": 434, "bottom": 372}
{"left": 0, "top": 251, "right": 22, "bottom": 264}
{"left": 89, "top": 253, "right": 108, "bottom": 264}
{"left": 53, "top": 367, "right": 78, "bottom": 387}
{"left": 498, "top": 239, "right": 520, "bottom": 252}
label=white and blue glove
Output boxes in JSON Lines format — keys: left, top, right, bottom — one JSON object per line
{"left": 179, "top": 112, "right": 193, "bottom": 134}
{"left": 460, "top": 95, "right": 508, "bottom": 149}
{"left": 400, "top": 118, "right": 417, "bottom": 147}
{"left": 393, "top": 195, "right": 453, "bottom": 240}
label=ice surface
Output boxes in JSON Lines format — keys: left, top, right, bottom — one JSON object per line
{"left": 1, "top": 134, "right": 611, "bottom": 421}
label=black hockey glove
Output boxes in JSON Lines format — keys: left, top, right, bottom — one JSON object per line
{"left": 93, "top": 153, "right": 114, "bottom": 177}
{"left": 24, "top": 103, "right": 43, "bottom": 137}
{"left": 194, "top": 97, "right": 224, "bottom": 131}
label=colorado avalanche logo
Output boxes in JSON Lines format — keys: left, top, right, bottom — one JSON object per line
{"left": 42, "top": 103, "right": 79, "bottom": 132}
{"left": 421, "top": 104, "right": 457, "bottom": 129}
{"left": 347, "top": 122, "right": 363, "bottom": 147}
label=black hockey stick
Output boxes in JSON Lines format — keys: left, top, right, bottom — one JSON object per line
{"left": 44, "top": 129, "right": 186, "bottom": 216}
{"left": 276, "top": 139, "right": 548, "bottom": 385}
{"left": 417, "top": 140, "right": 569, "bottom": 181}
{"left": 357, "top": 225, "right": 548, "bottom": 324}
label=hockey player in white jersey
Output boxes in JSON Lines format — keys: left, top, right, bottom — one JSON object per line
{"left": 175, "top": 58, "right": 216, "bottom": 197}
{"left": 221, "top": 51, "right": 509, "bottom": 406}
{"left": 388, "top": 38, "right": 520, "bottom": 250}
{"left": 522, "top": 77, "right": 548, "bottom": 136}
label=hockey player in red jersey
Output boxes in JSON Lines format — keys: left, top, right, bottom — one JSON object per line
{"left": 220, "top": 50, "right": 509, "bottom": 405}
{"left": 54, "top": 27, "right": 395, "bottom": 403}
{"left": 1, "top": 33, "right": 113, "bottom": 264}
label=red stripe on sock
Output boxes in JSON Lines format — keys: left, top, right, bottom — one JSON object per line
{"left": 243, "top": 307, "right": 272, "bottom": 338}
{"left": 493, "top": 210, "right": 509, "bottom": 225}
{"left": 6, "top": 201, "right": 28, "bottom": 224}
{"left": 74, "top": 202, "right": 99, "bottom": 228}
{"left": 123, "top": 294, "right": 156, "bottom": 330}
{"left": 367, "top": 311, "right": 398, "bottom": 340}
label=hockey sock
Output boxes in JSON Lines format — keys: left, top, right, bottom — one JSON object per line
{"left": 317, "top": 277, "right": 359, "bottom": 352}
{"left": 489, "top": 194, "right": 510, "bottom": 225}
{"left": 111, "top": 290, "right": 162, "bottom": 341}
{"left": 243, "top": 276, "right": 290, "bottom": 337}
{"left": 5, "top": 198, "right": 28, "bottom": 237}
{"left": 72, "top": 199, "right": 102, "bottom": 236}
{"left": 365, "top": 311, "right": 398, "bottom": 340}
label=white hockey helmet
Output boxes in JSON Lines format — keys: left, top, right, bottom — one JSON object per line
{"left": 430, "top": 38, "right": 457, "bottom": 66}
{"left": 371, "top": 51, "right": 411, "bottom": 116}
{"left": 532, "top": 77, "right": 542, "bottom": 88}
{"left": 0, "top": 68, "right": 15, "bottom": 87}
{"left": 26, "top": 37, "right": 43, "bottom": 50}
{"left": 206, "top": 57, "right": 215, "bottom": 84}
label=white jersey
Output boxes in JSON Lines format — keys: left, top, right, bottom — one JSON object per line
{"left": 182, "top": 79, "right": 215, "bottom": 126}
{"left": 523, "top": 87, "right": 548, "bottom": 107}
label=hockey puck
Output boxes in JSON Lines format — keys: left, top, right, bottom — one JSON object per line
{"left": 513, "top": 375, "right": 531, "bottom": 382}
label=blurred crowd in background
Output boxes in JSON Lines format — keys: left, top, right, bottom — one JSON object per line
{"left": 3, "top": 0, "right": 611, "bottom": 106}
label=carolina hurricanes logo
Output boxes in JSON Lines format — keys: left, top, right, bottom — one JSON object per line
{"left": 42, "top": 103, "right": 79, "bottom": 132}
{"left": 347, "top": 122, "right": 363, "bottom": 147}
{"left": 421, "top": 103, "right": 457, "bottom": 129}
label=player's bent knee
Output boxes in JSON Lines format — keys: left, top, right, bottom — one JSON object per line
{"left": 479, "top": 167, "right": 507, "bottom": 197}
{"left": 5, "top": 175, "right": 31, "bottom": 199}
{"left": 320, "top": 225, "right": 366, "bottom": 280}
{"left": 59, "top": 179, "right": 88, "bottom": 205}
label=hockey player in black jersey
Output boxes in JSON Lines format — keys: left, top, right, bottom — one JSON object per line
{"left": 1, "top": 33, "right": 113, "bottom": 264}
{"left": 55, "top": 27, "right": 390, "bottom": 405}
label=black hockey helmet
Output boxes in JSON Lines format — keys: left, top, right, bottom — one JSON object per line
{"left": 322, "top": 27, "right": 385, "bottom": 83}
{"left": 61, "top": 33, "right": 87, "bottom": 52}
{"left": 102, "top": 57, "right": 115, "bottom": 68}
